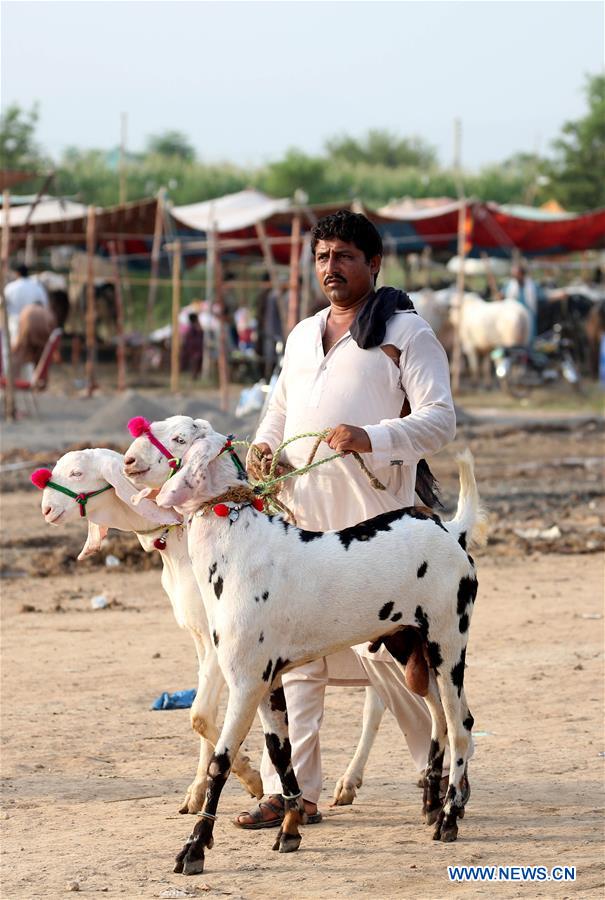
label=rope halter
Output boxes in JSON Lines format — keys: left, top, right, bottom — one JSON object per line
{"left": 31, "top": 468, "right": 112, "bottom": 517}
{"left": 127, "top": 416, "right": 182, "bottom": 475}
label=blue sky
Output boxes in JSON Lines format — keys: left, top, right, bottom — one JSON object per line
{"left": 1, "top": 0, "right": 603, "bottom": 169}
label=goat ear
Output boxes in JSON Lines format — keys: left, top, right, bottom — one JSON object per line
{"left": 78, "top": 521, "right": 108, "bottom": 560}
{"left": 95, "top": 451, "right": 181, "bottom": 525}
{"left": 192, "top": 418, "right": 212, "bottom": 437}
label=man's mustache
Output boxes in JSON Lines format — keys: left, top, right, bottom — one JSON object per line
{"left": 324, "top": 275, "right": 347, "bottom": 285}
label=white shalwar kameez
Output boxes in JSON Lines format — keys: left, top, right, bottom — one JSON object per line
{"left": 255, "top": 306, "right": 457, "bottom": 803}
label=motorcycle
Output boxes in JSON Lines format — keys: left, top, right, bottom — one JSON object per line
{"left": 491, "top": 324, "right": 582, "bottom": 397}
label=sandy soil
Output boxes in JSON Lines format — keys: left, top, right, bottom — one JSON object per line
{"left": 1, "top": 406, "right": 604, "bottom": 898}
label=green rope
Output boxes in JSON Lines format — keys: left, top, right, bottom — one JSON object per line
{"left": 230, "top": 430, "right": 385, "bottom": 510}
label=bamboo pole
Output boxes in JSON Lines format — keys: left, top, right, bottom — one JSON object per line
{"left": 203, "top": 223, "right": 216, "bottom": 383}
{"left": 119, "top": 112, "right": 128, "bottom": 206}
{"left": 286, "top": 213, "right": 301, "bottom": 335}
{"left": 170, "top": 242, "right": 182, "bottom": 394}
{"left": 300, "top": 233, "right": 313, "bottom": 321}
{"left": 451, "top": 119, "right": 466, "bottom": 395}
{"left": 141, "top": 187, "right": 166, "bottom": 371}
{"left": 255, "top": 219, "right": 281, "bottom": 296}
{"left": 108, "top": 241, "right": 127, "bottom": 391}
{"left": 214, "top": 235, "right": 230, "bottom": 412}
{"left": 1, "top": 190, "right": 16, "bottom": 421}
{"left": 85, "top": 205, "right": 97, "bottom": 396}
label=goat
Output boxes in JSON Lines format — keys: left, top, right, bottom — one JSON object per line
{"left": 153, "top": 422, "right": 485, "bottom": 875}
{"left": 33, "top": 447, "right": 263, "bottom": 813}
{"left": 123, "top": 415, "right": 397, "bottom": 808}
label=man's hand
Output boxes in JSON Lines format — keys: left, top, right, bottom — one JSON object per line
{"left": 246, "top": 443, "right": 273, "bottom": 481}
{"left": 325, "top": 424, "right": 372, "bottom": 454}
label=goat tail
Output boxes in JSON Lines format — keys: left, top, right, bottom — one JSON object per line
{"left": 447, "top": 448, "right": 488, "bottom": 549}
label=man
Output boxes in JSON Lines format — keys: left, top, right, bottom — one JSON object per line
{"left": 504, "top": 263, "right": 538, "bottom": 341}
{"left": 235, "top": 211, "right": 456, "bottom": 828}
{"left": 4, "top": 265, "right": 48, "bottom": 339}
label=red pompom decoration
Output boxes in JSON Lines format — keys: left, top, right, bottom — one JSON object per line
{"left": 213, "top": 503, "right": 229, "bottom": 517}
{"left": 153, "top": 537, "right": 167, "bottom": 550}
{"left": 127, "top": 416, "right": 151, "bottom": 438}
{"left": 252, "top": 498, "right": 264, "bottom": 512}
{"left": 31, "top": 468, "right": 52, "bottom": 490}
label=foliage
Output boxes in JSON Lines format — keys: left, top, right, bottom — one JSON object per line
{"left": 145, "top": 130, "right": 196, "bottom": 162}
{"left": 325, "top": 129, "right": 437, "bottom": 169}
{"left": 5, "top": 80, "right": 604, "bottom": 213}
{"left": 546, "top": 74, "right": 605, "bottom": 210}
{"left": 0, "top": 103, "right": 50, "bottom": 190}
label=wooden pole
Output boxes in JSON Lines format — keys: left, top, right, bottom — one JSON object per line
{"left": 170, "top": 242, "right": 182, "bottom": 394}
{"left": 141, "top": 187, "right": 166, "bottom": 371}
{"left": 119, "top": 112, "right": 128, "bottom": 206}
{"left": 1, "top": 190, "right": 16, "bottom": 421}
{"left": 109, "top": 241, "right": 127, "bottom": 391}
{"left": 255, "top": 219, "right": 281, "bottom": 296}
{"left": 300, "top": 233, "right": 313, "bottom": 321}
{"left": 286, "top": 213, "right": 301, "bottom": 335}
{"left": 214, "top": 235, "right": 230, "bottom": 412}
{"left": 480, "top": 251, "right": 501, "bottom": 300}
{"left": 85, "top": 205, "right": 97, "bottom": 396}
{"left": 451, "top": 119, "right": 466, "bottom": 395}
{"left": 203, "top": 223, "right": 216, "bottom": 383}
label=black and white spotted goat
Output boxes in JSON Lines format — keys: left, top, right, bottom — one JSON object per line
{"left": 152, "top": 420, "right": 485, "bottom": 876}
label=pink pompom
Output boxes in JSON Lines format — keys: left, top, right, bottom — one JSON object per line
{"left": 31, "top": 468, "right": 52, "bottom": 490}
{"left": 127, "top": 416, "right": 151, "bottom": 438}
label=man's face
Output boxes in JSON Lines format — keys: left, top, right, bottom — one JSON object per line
{"left": 314, "top": 238, "right": 381, "bottom": 308}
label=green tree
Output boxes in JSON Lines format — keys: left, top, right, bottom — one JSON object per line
{"left": 0, "top": 103, "right": 47, "bottom": 171}
{"left": 547, "top": 73, "right": 605, "bottom": 210}
{"left": 325, "top": 129, "right": 437, "bottom": 169}
{"left": 145, "top": 130, "right": 196, "bottom": 162}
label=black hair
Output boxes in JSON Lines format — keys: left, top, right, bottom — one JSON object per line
{"left": 311, "top": 210, "right": 383, "bottom": 262}
{"left": 17, "top": 264, "right": 29, "bottom": 277}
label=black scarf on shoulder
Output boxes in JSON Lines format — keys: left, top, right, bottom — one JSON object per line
{"left": 349, "top": 287, "right": 443, "bottom": 509}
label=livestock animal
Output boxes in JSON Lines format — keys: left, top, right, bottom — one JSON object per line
{"left": 453, "top": 293, "right": 531, "bottom": 383}
{"left": 123, "top": 414, "right": 394, "bottom": 808}
{"left": 11, "top": 303, "right": 57, "bottom": 375}
{"left": 153, "top": 421, "right": 485, "bottom": 875}
{"left": 410, "top": 289, "right": 453, "bottom": 350}
{"left": 33, "top": 448, "right": 263, "bottom": 813}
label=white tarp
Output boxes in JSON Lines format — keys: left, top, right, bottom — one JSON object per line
{"left": 378, "top": 197, "right": 464, "bottom": 221}
{"left": 0, "top": 197, "right": 89, "bottom": 227}
{"left": 172, "top": 189, "right": 291, "bottom": 234}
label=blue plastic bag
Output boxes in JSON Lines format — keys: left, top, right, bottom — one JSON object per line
{"left": 151, "top": 689, "right": 196, "bottom": 710}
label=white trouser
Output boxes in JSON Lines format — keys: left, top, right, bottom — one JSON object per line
{"left": 260, "top": 649, "right": 434, "bottom": 804}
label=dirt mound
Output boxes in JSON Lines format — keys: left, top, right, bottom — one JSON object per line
{"left": 86, "top": 390, "right": 170, "bottom": 436}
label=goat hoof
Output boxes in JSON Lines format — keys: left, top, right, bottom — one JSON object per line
{"left": 279, "top": 832, "right": 302, "bottom": 853}
{"left": 272, "top": 827, "right": 284, "bottom": 851}
{"left": 458, "top": 807, "right": 465, "bottom": 819}
{"left": 440, "top": 825, "right": 458, "bottom": 843}
{"left": 332, "top": 778, "right": 358, "bottom": 806}
{"left": 182, "top": 856, "right": 205, "bottom": 875}
{"left": 424, "top": 807, "right": 441, "bottom": 826}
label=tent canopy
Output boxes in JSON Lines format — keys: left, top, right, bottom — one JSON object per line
{"left": 172, "top": 189, "right": 291, "bottom": 234}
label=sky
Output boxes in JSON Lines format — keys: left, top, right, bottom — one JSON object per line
{"left": 1, "top": 0, "right": 603, "bottom": 171}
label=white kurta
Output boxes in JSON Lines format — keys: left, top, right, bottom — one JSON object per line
{"left": 256, "top": 306, "right": 456, "bottom": 532}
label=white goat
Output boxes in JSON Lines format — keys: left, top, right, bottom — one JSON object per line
{"left": 33, "top": 448, "right": 263, "bottom": 813}
{"left": 123, "top": 415, "right": 398, "bottom": 808}
{"left": 452, "top": 292, "right": 531, "bottom": 381}
{"left": 153, "top": 423, "right": 484, "bottom": 876}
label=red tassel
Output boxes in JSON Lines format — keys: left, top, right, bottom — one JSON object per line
{"left": 252, "top": 498, "right": 264, "bottom": 511}
{"left": 127, "top": 416, "right": 151, "bottom": 438}
{"left": 213, "top": 504, "right": 229, "bottom": 517}
{"left": 153, "top": 537, "right": 167, "bottom": 550}
{"left": 31, "top": 468, "right": 52, "bottom": 490}
{"left": 168, "top": 458, "right": 179, "bottom": 470}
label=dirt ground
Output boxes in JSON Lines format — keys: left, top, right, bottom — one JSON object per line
{"left": 1, "top": 395, "right": 604, "bottom": 898}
